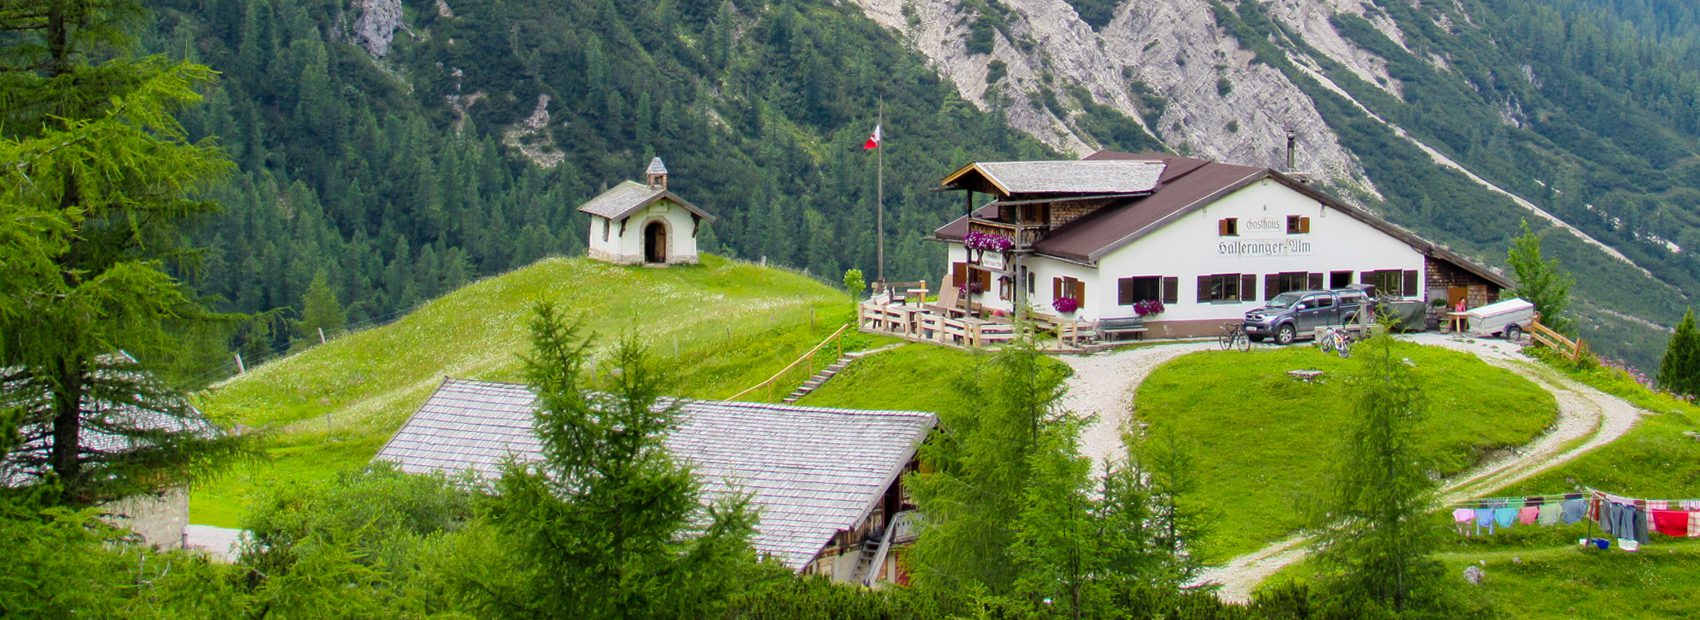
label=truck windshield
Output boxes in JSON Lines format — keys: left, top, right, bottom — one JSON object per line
{"left": 1266, "top": 292, "right": 1303, "bottom": 309}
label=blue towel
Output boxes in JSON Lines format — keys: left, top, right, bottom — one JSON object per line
{"left": 1560, "top": 498, "right": 1585, "bottom": 524}
{"left": 1476, "top": 503, "right": 1497, "bottom": 534}
{"left": 1494, "top": 506, "right": 1518, "bottom": 528}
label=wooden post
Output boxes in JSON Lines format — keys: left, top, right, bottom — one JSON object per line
{"left": 318, "top": 327, "right": 327, "bottom": 344}
{"left": 673, "top": 334, "right": 679, "bottom": 358}
{"left": 234, "top": 352, "right": 246, "bottom": 375}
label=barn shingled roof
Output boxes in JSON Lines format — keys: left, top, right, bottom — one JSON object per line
{"left": 374, "top": 378, "right": 935, "bottom": 571}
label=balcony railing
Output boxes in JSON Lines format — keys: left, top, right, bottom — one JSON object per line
{"left": 967, "top": 218, "right": 1047, "bottom": 249}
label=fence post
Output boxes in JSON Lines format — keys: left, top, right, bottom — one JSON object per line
{"left": 318, "top": 327, "right": 327, "bottom": 344}
{"left": 234, "top": 352, "right": 246, "bottom": 375}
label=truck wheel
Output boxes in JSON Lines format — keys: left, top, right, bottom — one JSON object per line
{"left": 1276, "top": 323, "right": 1297, "bottom": 345}
{"left": 1505, "top": 324, "right": 1522, "bottom": 343}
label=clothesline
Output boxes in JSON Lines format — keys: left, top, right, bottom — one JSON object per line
{"left": 1444, "top": 488, "right": 1700, "bottom": 508}
{"left": 1446, "top": 487, "right": 1700, "bottom": 546}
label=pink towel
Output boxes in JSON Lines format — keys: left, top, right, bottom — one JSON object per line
{"left": 1452, "top": 508, "right": 1474, "bottom": 523}
{"left": 1518, "top": 506, "right": 1540, "bottom": 525}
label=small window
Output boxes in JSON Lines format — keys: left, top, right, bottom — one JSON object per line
{"left": 1053, "top": 276, "right": 1084, "bottom": 301}
{"left": 1363, "top": 269, "right": 1419, "bottom": 298}
{"left": 1218, "top": 217, "right": 1239, "bottom": 237}
{"left": 1117, "top": 276, "right": 1164, "bottom": 305}
{"left": 1286, "top": 215, "right": 1311, "bottom": 234}
{"left": 1329, "top": 270, "right": 1354, "bottom": 289}
{"left": 998, "top": 276, "right": 1013, "bottom": 301}
{"left": 1198, "top": 273, "right": 1244, "bottom": 302}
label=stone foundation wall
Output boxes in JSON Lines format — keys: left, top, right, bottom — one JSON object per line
{"left": 102, "top": 486, "right": 189, "bottom": 549}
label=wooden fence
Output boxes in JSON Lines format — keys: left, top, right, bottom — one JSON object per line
{"left": 1528, "top": 315, "right": 1586, "bottom": 362}
{"left": 727, "top": 323, "right": 850, "bottom": 402}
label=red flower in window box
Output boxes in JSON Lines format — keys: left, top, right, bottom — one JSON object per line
{"left": 1052, "top": 297, "right": 1079, "bottom": 314}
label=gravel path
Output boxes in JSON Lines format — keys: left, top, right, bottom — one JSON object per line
{"left": 1059, "top": 341, "right": 1217, "bottom": 475}
{"left": 1195, "top": 333, "right": 1646, "bottom": 603}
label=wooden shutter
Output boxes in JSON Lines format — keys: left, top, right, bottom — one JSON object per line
{"left": 1402, "top": 270, "right": 1419, "bottom": 298}
{"left": 1197, "top": 275, "right": 1211, "bottom": 302}
{"left": 1240, "top": 274, "right": 1256, "bottom": 302}
{"left": 1053, "top": 277, "right": 1063, "bottom": 300}
{"left": 1162, "top": 277, "right": 1178, "bottom": 304}
{"left": 1118, "top": 278, "right": 1134, "bottom": 305}
{"left": 1217, "top": 219, "right": 1229, "bottom": 236}
{"left": 1361, "top": 271, "right": 1374, "bottom": 284}
{"left": 1073, "top": 279, "right": 1086, "bottom": 304}
{"left": 1265, "top": 274, "right": 1279, "bottom": 300}
{"left": 975, "top": 267, "right": 991, "bottom": 292}
{"left": 1299, "top": 217, "right": 1311, "bottom": 233}
{"left": 952, "top": 262, "right": 967, "bottom": 288}
{"left": 1308, "top": 272, "right": 1324, "bottom": 290}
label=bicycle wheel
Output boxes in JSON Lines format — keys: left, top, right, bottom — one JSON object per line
{"left": 1236, "top": 330, "right": 1252, "bottom": 352}
{"left": 1219, "top": 331, "right": 1233, "bottom": 350}
{"left": 1319, "top": 333, "right": 1336, "bottom": 354}
{"left": 1336, "top": 335, "right": 1353, "bottom": 359}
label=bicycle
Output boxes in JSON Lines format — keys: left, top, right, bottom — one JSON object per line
{"left": 1218, "top": 321, "right": 1251, "bottom": 352}
{"left": 1317, "top": 326, "right": 1354, "bottom": 358}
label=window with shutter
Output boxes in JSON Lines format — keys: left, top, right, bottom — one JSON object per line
{"left": 1162, "top": 277, "right": 1178, "bottom": 304}
{"left": 1053, "top": 277, "right": 1062, "bottom": 300}
{"left": 975, "top": 267, "right": 992, "bottom": 293}
{"left": 1218, "top": 218, "right": 1238, "bottom": 236}
{"left": 1118, "top": 278, "right": 1134, "bottom": 305}
{"left": 1402, "top": 270, "right": 1419, "bottom": 298}
{"left": 1072, "top": 279, "right": 1085, "bottom": 304}
{"left": 1118, "top": 277, "right": 1164, "bottom": 305}
{"left": 1196, "top": 275, "right": 1210, "bottom": 303}
{"left": 952, "top": 262, "right": 968, "bottom": 288}
{"left": 1308, "top": 272, "right": 1324, "bottom": 290}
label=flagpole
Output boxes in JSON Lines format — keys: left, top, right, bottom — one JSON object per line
{"left": 876, "top": 100, "right": 885, "bottom": 286}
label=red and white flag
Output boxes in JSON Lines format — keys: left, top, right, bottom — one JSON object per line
{"left": 863, "top": 124, "right": 882, "bottom": 150}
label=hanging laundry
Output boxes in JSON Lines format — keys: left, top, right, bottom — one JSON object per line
{"left": 1561, "top": 498, "right": 1585, "bottom": 524}
{"left": 1494, "top": 505, "right": 1518, "bottom": 529}
{"left": 1691, "top": 512, "right": 1700, "bottom": 538}
{"left": 1538, "top": 501, "right": 1562, "bottom": 525}
{"left": 1518, "top": 505, "right": 1540, "bottom": 525}
{"left": 1651, "top": 510, "right": 1692, "bottom": 538}
{"left": 1453, "top": 508, "right": 1475, "bottom": 536}
{"left": 1476, "top": 502, "right": 1498, "bottom": 535}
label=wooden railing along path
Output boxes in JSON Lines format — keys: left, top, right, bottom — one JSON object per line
{"left": 1528, "top": 315, "right": 1586, "bottom": 361}
{"left": 727, "top": 323, "right": 850, "bottom": 402}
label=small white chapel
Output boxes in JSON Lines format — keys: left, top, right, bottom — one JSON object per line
{"left": 578, "top": 157, "right": 715, "bottom": 265}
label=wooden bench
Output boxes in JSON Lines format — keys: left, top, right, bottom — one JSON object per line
{"left": 1093, "top": 316, "right": 1147, "bottom": 342}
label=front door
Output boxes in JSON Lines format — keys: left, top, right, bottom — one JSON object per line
{"left": 644, "top": 221, "right": 667, "bottom": 263}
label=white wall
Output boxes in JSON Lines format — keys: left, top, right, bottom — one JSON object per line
{"left": 586, "top": 199, "right": 700, "bottom": 264}
{"left": 1091, "top": 179, "right": 1424, "bottom": 322}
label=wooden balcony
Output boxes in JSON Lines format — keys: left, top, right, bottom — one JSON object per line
{"left": 967, "top": 218, "right": 1048, "bottom": 250}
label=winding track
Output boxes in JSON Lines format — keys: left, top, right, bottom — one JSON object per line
{"left": 1059, "top": 334, "right": 1646, "bottom": 603}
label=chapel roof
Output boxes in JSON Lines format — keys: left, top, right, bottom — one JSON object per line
{"left": 576, "top": 180, "right": 715, "bottom": 223}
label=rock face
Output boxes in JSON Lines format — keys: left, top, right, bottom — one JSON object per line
{"left": 351, "top": 0, "right": 404, "bottom": 58}
{"left": 847, "top": 0, "right": 1376, "bottom": 194}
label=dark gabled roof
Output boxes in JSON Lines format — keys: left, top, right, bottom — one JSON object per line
{"left": 939, "top": 160, "right": 1166, "bottom": 196}
{"left": 932, "top": 151, "right": 1512, "bottom": 288}
{"left": 575, "top": 180, "right": 715, "bottom": 223}
{"left": 375, "top": 378, "right": 936, "bottom": 571}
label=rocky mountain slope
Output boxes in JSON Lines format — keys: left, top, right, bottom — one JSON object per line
{"left": 842, "top": 0, "right": 1700, "bottom": 370}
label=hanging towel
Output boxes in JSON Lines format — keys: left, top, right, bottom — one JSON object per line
{"left": 1646, "top": 500, "right": 1670, "bottom": 510}
{"left": 1518, "top": 505, "right": 1540, "bottom": 525}
{"left": 1690, "top": 512, "right": 1700, "bottom": 537}
{"left": 1495, "top": 506, "right": 1518, "bottom": 529}
{"left": 1634, "top": 505, "right": 1651, "bottom": 545}
{"left": 1651, "top": 510, "right": 1691, "bottom": 537}
{"left": 1601, "top": 502, "right": 1618, "bottom": 535}
{"left": 1476, "top": 503, "right": 1497, "bottom": 535}
{"left": 1561, "top": 498, "right": 1585, "bottom": 524}
{"left": 1452, "top": 508, "right": 1474, "bottom": 523}
{"left": 1538, "top": 501, "right": 1562, "bottom": 525}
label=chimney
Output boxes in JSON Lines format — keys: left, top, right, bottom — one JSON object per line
{"left": 646, "top": 157, "right": 668, "bottom": 189}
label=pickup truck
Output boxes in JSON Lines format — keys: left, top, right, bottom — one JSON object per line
{"left": 1243, "top": 288, "right": 1367, "bottom": 345}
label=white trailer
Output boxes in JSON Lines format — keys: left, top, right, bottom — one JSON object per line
{"left": 1466, "top": 298, "right": 1535, "bottom": 340}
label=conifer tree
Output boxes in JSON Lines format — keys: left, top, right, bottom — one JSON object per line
{"left": 0, "top": 0, "right": 244, "bottom": 504}
{"left": 1506, "top": 220, "right": 1576, "bottom": 335}
{"left": 1311, "top": 328, "right": 1443, "bottom": 613}
{"left": 294, "top": 269, "right": 346, "bottom": 346}
{"left": 1658, "top": 308, "right": 1699, "bottom": 398}
{"left": 449, "top": 303, "right": 760, "bottom": 617}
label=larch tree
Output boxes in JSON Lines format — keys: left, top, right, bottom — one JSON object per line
{"left": 447, "top": 303, "right": 762, "bottom": 618}
{"left": 1311, "top": 328, "right": 1444, "bottom": 613}
{"left": 1506, "top": 219, "right": 1575, "bottom": 335}
{"left": 294, "top": 268, "right": 347, "bottom": 346}
{"left": 1658, "top": 308, "right": 1699, "bottom": 398}
{"left": 0, "top": 0, "right": 244, "bottom": 504}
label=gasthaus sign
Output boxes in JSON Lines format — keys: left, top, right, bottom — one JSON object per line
{"left": 1218, "top": 217, "right": 1313, "bottom": 257}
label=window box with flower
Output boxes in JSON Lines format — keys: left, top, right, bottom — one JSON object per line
{"left": 1133, "top": 299, "right": 1165, "bottom": 317}
{"left": 1052, "top": 297, "right": 1080, "bottom": 314}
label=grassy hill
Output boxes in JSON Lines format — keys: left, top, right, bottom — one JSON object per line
{"left": 1136, "top": 344, "right": 1559, "bottom": 561}
{"left": 191, "top": 255, "right": 861, "bottom": 526}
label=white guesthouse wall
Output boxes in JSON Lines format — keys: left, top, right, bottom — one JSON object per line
{"left": 1086, "top": 179, "right": 1423, "bottom": 323}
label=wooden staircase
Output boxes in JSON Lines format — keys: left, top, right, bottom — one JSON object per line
{"left": 783, "top": 356, "right": 851, "bottom": 403}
